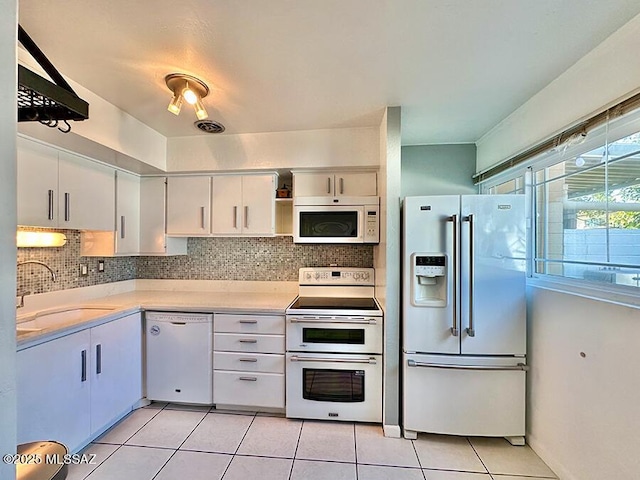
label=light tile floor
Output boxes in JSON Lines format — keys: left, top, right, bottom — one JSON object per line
{"left": 68, "top": 403, "right": 558, "bottom": 480}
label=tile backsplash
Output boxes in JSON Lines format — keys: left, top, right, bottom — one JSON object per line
{"left": 17, "top": 229, "right": 373, "bottom": 294}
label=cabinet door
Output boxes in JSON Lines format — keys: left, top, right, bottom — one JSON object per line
{"left": 242, "top": 175, "right": 276, "bottom": 235}
{"left": 58, "top": 151, "right": 116, "bottom": 230}
{"left": 90, "top": 313, "right": 142, "bottom": 434}
{"left": 211, "top": 175, "right": 243, "bottom": 234}
{"left": 293, "top": 172, "right": 334, "bottom": 197}
{"left": 17, "top": 330, "right": 92, "bottom": 453}
{"left": 166, "top": 176, "right": 211, "bottom": 235}
{"left": 115, "top": 171, "right": 140, "bottom": 254}
{"left": 139, "top": 177, "right": 187, "bottom": 255}
{"left": 335, "top": 172, "right": 377, "bottom": 196}
{"left": 17, "top": 137, "right": 59, "bottom": 227}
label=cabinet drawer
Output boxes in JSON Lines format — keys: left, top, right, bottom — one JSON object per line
{"left": 214, "top": 314, "right": 284, "bottom": 334}
{"left": 214, "top": 333, "right": 284, "bottom": 354}
{"left": 214, "top": 352, "right": 284, "bottom": 374}
{"left": 213, "top": 371, "right": 284, "bottom": 409}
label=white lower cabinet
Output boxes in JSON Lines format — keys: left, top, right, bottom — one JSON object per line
{"left": 213, "top": 314, "right": 285, "bottom": 410}
{"left": 17, "top": 313, "right": 143, "bottom": 453}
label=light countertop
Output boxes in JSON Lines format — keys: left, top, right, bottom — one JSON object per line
{"left": 17, "top": 289, "right": 297, "bottom": 350}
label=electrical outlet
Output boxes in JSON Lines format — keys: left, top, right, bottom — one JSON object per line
{"left": 80, "top": 264, "right": 88, "bottom": 276}
{"left": 98, "top": 260, "right": 105, "bottom": 272}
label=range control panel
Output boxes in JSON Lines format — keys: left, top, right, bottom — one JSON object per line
{"left": 299, "top": 267, "right": 374, "bottom": 286}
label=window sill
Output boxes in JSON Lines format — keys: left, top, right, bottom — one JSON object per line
{"left": 527, "top": 275, "right": 640, "bottom": 310}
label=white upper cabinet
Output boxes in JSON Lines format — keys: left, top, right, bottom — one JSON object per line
{"left": 211, "top": 174, "right": 276, "bottom": 236}
{"left": 139, "top": 177, "right": 187, "bottom": 255}
{"left": 17, "top": 137, "right": 116, "bottom": 231}
{"left": 17, "top": 137, "right": 59, "bottom": 227}
{"left": 166, "top": 176, "right": 212, "bottom": 236}
{"left": 293, "top": 171, "right": 377, "bottom": 198}
{"left": 114, "top": 170, "right": 140, "bottom": 255}
{"left": 58, "top": 151, "right": 115, "bottom": 231}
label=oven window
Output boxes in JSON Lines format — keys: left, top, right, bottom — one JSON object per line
{"left": 302, "top": 368, "right": 365, "bottom": 402}
{"left": 299, "top": 211, "right": 358, "bottom": 238}
{"left": 302, "top": 328, "right": 365, "bottom": 345}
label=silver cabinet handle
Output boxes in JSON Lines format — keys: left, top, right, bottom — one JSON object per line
{"left": 200, "top": 206, "right": 206, "bottom": 229}
{"left": 233, "top": 206, "right": 238, "bottom": 228}
{"left": 170, "top": 322, "right": 187, "bottom": 325}
{"left": 464, "top": 214, "right": 475, "bottom": 337}
{"left": 447, "top": 214, "right": 459, "bottom": 336}
{"left": 120, "top": 216, "right": 126, "bottom": 239}
{"left": 239, "top": 376, "right": 257, "bottom": 381}
{"left": 96, "top": 344, "right": 102, "bottom": 375}
{"left": 239, "top": 319, "right": 258, "bottom": 324}
{"left": 81, "top": 349, "right": 87, "bottom": 382}
{"left": 64, "top": 192, "right": 70, "bottom": 222}
{"left": 239, "top": 357, "right": 258, "bottom": 363}
{"left": 239, "top": 339, "right": 257, "bottom": 344}
{"left": 244, "top": 206, "right": 249, "bottom": 229}
{"left": 327, "top": 177, "right": 331, "bottom": 194}
{"left": 407, "top": 359, "right": 528, "bottom": 371}
{"left": 290, "top": 355, "right": 377, "bottom": 365}
{"left": 288, "top": 317, "right": 377, "bottom": 325}
{"left": 339, "top": 177, "right": 344, "bottom": 194}
{"left": 47, "top": 189, "right": 54, "bottom": 220}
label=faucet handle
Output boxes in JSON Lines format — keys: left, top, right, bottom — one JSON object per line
{"left": 16, "top": 291, "right": 32, "bottom": 309}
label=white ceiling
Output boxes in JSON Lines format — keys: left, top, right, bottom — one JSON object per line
{"left": 18, "top": 1, "right": 640, "bottom": 145}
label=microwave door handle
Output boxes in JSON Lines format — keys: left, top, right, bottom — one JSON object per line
{"left": 290, "top": 355, "right": 377, "bottom": 365}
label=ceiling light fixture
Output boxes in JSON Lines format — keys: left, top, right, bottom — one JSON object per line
{"left": 165, "top": 73, "right": 209, "bottom": 120}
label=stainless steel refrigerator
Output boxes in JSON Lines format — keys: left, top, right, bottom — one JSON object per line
{"left": 402, "top": 195, "right": 527, "bottom": 444}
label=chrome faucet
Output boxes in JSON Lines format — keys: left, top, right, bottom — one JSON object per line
{"left": 17, "top": 260, "right": 57, "bottom": 282}
{"left": 16, "top": 260, "right": 57, "bottom": 308}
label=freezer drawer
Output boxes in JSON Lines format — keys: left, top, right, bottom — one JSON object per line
{"left": 403, "top": 353, "right": 525, "bottom": 437}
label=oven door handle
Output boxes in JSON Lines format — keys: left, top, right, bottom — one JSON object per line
{"left": 288, "top": 317, "right": 378, "bottom": 325}
{"left": 289, "top": 355, "right": 377, "bottom": 364}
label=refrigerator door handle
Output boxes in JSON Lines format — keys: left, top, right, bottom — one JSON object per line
{"left": 447, "top": 214, "right": 459, "bottom": 337}
{"left": 463, "top": 214, "right": 475, "bottom": 337}
{"left": 407, "top": 359, "right": 528, "bottom": 371}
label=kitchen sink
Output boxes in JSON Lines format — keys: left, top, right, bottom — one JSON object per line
{"left": 18, "top": 307, "right": 115, "bottom": 331}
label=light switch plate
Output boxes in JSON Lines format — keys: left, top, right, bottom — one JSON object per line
{"left": 98, "top": 260, "right": 105, "bottom": 272}
{"left": 80, "top": 264, "right": 88, "bottom": 276}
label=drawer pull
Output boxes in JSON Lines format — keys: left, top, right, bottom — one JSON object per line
{"left": 239, "top": 320, "right": 258, "bottom": 324}
{"left": 239, "top": 376, "right": 257, "bottom": 382}
{"left": 239, "top": 339, "right": 258, "bottom": 344}
{"left": 239, "top": 357, "right": 258, "bottom": 363}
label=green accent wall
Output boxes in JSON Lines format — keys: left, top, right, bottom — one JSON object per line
{"left": 401, "top": 144, "right": 477, "bottom": 197}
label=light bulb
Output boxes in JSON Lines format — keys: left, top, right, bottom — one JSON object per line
{"left": 167, "top": 94, "right": 182, "bottom": 115}
{"left": 182, "top": 85, "right": 198, "bottom": 105}
{"left": 194, "top": 97, "right": 208, "bottom": 120}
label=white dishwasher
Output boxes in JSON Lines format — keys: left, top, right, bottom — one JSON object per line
{"left": 145, "top": 311, "right": 213, "bottom": 404}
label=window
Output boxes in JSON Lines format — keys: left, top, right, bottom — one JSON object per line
{"left": 533, "top": 129, "right": 640, "bottom": 289}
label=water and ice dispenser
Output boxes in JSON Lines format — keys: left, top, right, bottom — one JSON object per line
{"left": 410, "top": 254, "right": 447, "bottom": 307}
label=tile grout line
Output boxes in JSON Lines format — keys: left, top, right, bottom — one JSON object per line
{"left": 409, "top": 436, "right": 428, "bottom": 480}
{"left": 84, "top": 403, "right": 168, "bottom": 479}
{"left": 287, "top": 418, "right": 304, "bottom": 480}
{"left": 353, "top": 423, "right": 359, "bottom": 480}
{"left": 466, "top": 436, "right": 492, "bottom": 476}
{"left": 218, "top": 411, "right": 259, "bottom": 480}
{"left": 149, "top": 405, "right": 211, "bottom": 480}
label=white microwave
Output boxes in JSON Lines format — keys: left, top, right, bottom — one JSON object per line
{"left": 293, "top": 201, "right": 380, "bottom": 244}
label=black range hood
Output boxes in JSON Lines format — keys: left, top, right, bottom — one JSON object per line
{"left": 17, "top": 24, "right": 89, "bottom": 126}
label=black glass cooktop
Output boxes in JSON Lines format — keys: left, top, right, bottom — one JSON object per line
{"left": 289, "top": 297, "right": 378, "bottom": 310}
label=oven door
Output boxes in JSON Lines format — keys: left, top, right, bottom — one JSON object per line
{"left": 285, "top": 353, "right": 382, "bottom": 422}
{"left": 293, "top": 205, "right": 364, "bottom": 243}
{"left": 286, "top": 315, "right": 383, "bottom": 354}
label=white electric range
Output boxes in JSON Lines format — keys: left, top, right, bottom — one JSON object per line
{"left": 285, "top": 267, "right": 383, "bottom": 423}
